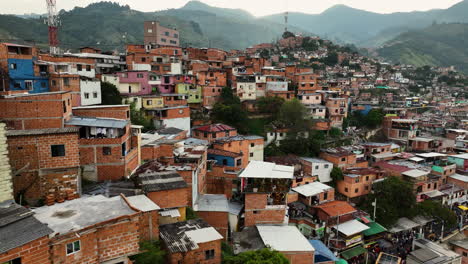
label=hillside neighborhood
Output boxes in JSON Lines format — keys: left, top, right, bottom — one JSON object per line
{"left": 0, "top": 7, "right": 468, "bottom": 264}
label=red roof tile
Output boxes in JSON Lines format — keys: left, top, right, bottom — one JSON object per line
{"left": 207, "top": 149, "right": 242, "bottom": 158}
{"left": 315, "top": 201, "right": 356, "bottom": 217}
{"left": 194, "top": 123, "right": 236, "bottom": 133}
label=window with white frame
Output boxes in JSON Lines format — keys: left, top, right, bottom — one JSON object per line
{"left": 66, "top": 240, "right": 80, "bottom": 255}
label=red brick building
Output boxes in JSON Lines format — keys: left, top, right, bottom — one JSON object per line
{"left": 195, "top": 194, "right": 230, "bottom": 239}
{"left": 240, "top": 161, "right": 294, "bottom": 227}
{"left": 6, "top": 128, "right": 81, "bottom": 205}
{"left": 32, "top": 194, "right": 159, "bottom": 264}
{"left": 0, "top": 203, "right": 53, "bottom": 264}
{"left": 67, "top": 105, "right": 141, "bottom": 182}
{"left": 160, "top": 219, "right": 223, "bottom": 264}
{"left": 0, "top": 91, "right": 72, "bottom": 130}
{"left": 192, "top": 123, "right": 237, "bottom": 142}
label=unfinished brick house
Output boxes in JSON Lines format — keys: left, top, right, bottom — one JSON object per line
{"left": 194, "top": 194, "right": 230, "bottom": 240}
{"left": 240, "top": 161, "right": 294, "bottom": 227}
{"left": 6, "top": 128, "right": 81, "bottom": 205}
{"left": 0, "top": 203, "right": 53, "bottom": 264}
{"left": 33, "top": 194, "right": 160, "bottom": 264}
{"left": 0, "top": 91, "right": 73, "bottom": 130}
{"left": 135, "top": 170, "right": 189, "bottom": 224}
{"left": 66, "top": 105, "right": 141, "bottom": 182}
{"left": 192, "top": 123, "right": 237, "bottom": 142}
{"left": 337, "top": 167, "right": 383, "bottom": 199}
{"left": 160, "top": 218, "right": 223, "bottom": 264}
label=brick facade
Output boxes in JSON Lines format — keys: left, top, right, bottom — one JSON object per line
{"left": 167, "top": 240, "right": 221, "bottom": 264}
{"left": 0, "top": 236, "right": 50, "bottom": 264}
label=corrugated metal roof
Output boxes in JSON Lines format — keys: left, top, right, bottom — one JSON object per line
{"left": 66, "top": 116, "right": 128, "bottom": 129}
{"left": 333, "top": 220, "right": 370, "bottom": 236}
{"left": 6, "top": 127, "right": 79, "bottom": 137}
{"left": 195, "top": 194, "right": 229, "bottom": 212}
{"left": 239, "top": 161, "right": 294, "bottom": 179}
{"left": 126, "top": 195, "right": 160, "bottom": 212}
{"left": 292, "top": 182, "right": 333, "bottom": 197}
{"left": 257, "top": 225, "right": 314, "bottom": 252}
{"left": 159, "top": 209, "right": 181, "bottom": 217}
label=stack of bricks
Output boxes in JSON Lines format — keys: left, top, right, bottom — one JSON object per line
{"left": 0, "top": 123, "right": 13, "bottom": 204}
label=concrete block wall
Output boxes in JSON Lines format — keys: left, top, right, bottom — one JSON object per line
{"left": 0, "top": 123, "right": 13, "bottom": 203}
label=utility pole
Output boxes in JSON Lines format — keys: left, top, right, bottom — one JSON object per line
{"left": 372, "top": 198, "right": 377, "bottom": 221}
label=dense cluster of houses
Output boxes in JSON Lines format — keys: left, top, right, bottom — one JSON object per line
{"left": 0, "top": 21, "right": 467, "bottom": 264}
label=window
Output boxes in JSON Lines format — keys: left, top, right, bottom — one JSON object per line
{"left": 128, "top": 86, "right": 132, "bottom": 93}
{"left": 250, "top": 153, "right": 254, "bottom": 157}
{"left": 236, "top": 159, "right": 242, "bottom": 166}
{"left": 355, "top": 188, "right": 359, "bottom": 193}
{"left": 165, "top": 31, "right": 169, "bottom": 36}
{"left": 222, "top": 159, "right": 228, "bottom": 165}
{"left": 174, "top": 33, "right": 178, "bottom": 38}
{"left": 63, "top": 101, "right": 67, "bottom": 113}
{"left": 103, "top": 147, "right": 111, "bottom": 156}
{"left": 324, "top": 192, "right": 328, "bottom": 200}
{"left": 365, "top": 176, "right": 369, "bottom": 181}
{"left": 147, "top": 100, "right": 153, "bottom": 105}
{"left": 3, "top": 258, "right": 21, "bottom": 264}
{"left": 86, "top": 65, "right": 91, "bottom": 71}
{"left": 161, "top": 38, "right": 167, "bottom": 42}
{"left": 25, "top": 80, "right": 33, "bottom": 91}
{"left": 93, "top": 92, "right": 98, "bottom": 98}
{"left": 64, "top": 78, "right": 70, "bottom": 86}
{"left": 205, "top": 249, "right": 215, "bottom": 260}
{"left": 141, "top": 57, "right": 146, "bottom": 62}
{"left": 52, "top": 80, "right": 57, "bottom": 86}
{"left": 250, "top": 143, "right": 254, "bottom": 147}
{"left": 147, "top": 28, "right": 153, "bottom": 33}
{"left": 204, "top": 133, "right": 208, "bottom": 138}
{"left": 253, "top": 210, "right": 260, "bottom": 214}
{"left": 126, "top": 111, "right": 130, "bottom": 119}
{"left": 51, "top": 145, "right": 65, "bottom": 157}
{"left": 345, "top": 188, "right": 348, "bottom": 192}
{"left": 84, "top": 93, "right": 89, "bottom": 99}
{"left": 315, "top": 165, "right": 319, "bottom": 170}
{"left": 137, "top": 73, "right": 144, "bottom": 78}
{"left": 10, "top": 63, "right": 17, "bottom": 70}
{"left": 355, "top": 178, "right": 360, "bottom": 183}
{"left": 77, "top": 64, "right": 83, "bottom": 71}
{"left": 122, "top": 142, "right": 127, "bottom": 157}
{"left": 66, "top": 240, "right": 81, "bottom": 255}
{"left": 463, "top": 252, "right": 468, "bottom": 257}
{"left": 341, "top": 157, "right": 346, "bottom": 162}
{"left": 324, "top": 164, "right": 329, "bottom": 169}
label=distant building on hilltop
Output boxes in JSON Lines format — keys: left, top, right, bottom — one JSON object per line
{"left": 144, "top": 21, "right": 180, "bottom": 49}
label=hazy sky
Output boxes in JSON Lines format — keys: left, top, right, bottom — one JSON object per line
{"left": 3, "top": 0, "right": 463, "bottom": 17}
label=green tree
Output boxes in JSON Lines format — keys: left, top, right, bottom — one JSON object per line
{"left": 330, "top": 167, "right": 344, "bottom": 186}
{"left": 211, "top": 87, "right": 249, "bottom": 133}
{"left": 416, "top": 200, "right": 458, "bottom": 229}
{"left": 282, "top": 31, "right": 295, "bottom": 39}
{"left": 256, "top": 96, "right": 285, "bottom": 119}
{"left": 322, "top": 52, "right": 339, "bottom": 66}
{"left": 132, "top": 240, "right": 166, "bottom": 264}
{"left": 223, "top": 248, "right": 290, "bottom": 264}
{"left": 279, "top": 99, "right": 308, "bottom": 132}
{"left": 360, "top": 177, "right": 416, "bottom": 227}
{"left": 101, "top": 81, "right": 122, "bottom": 105}
{"left": 130, "top": 103, "right": 154, "bottom": 132}
{"left": 366, "top": 109, "right": 385, "bottom": 128}
{"left": 186, "top": 207, "right": 198, "bottom": 220}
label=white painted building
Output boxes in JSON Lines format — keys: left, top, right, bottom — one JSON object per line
{"left": 299, "top": 157, "right": 333, "bottom": 183}
{"left": 237, "top": 82, "right": 256, "bottom": 101}
{"left": 80, "top": 79, "right": 102, "bottom": 106}
{"left": 101, "top": 74, "right": 120, "bottom": 87}
{"left": 266, "top": 81, "right": 288, "bottom": 92}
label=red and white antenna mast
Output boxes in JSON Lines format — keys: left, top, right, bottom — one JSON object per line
{"left": 46, "top": 0, "right": 60, "bottom": 54}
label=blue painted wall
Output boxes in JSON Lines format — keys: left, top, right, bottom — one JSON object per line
{"left": 208, "top": 154, "right": 235, "bottom": 166}
{"left": 7, "top": 58, "right": 49, "bottom": 93}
